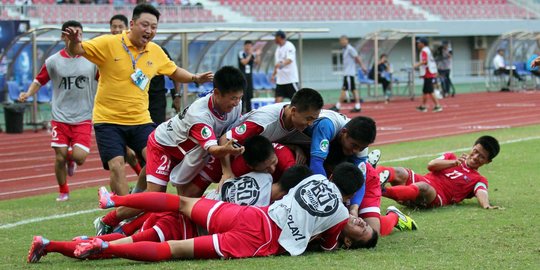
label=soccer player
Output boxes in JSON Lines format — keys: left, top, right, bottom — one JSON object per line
{"left": 27, "top": 166, "right": 306, "bottom": 263}
{"left": 219, "top": 88, "right": 323, "bottom": 178}
{"left": 19, "top": 20, "right": 97, "bottom": 202}
{"left": 63, "top": 3, "right": 213, "bottom": 196}
{"left": 70, "top": 163, "right": 376, "bottom": 261}
{"left": 414, "top": 37, "right": 442, "bottom": 112}
{"left": 378, "top": 136, "right": 501, "bottom": 209}
{"left": 187, "top": 135, "right": 297, "bottom": 197}
{"left": 93, "top": 66, "right": 244, "bottom": 235}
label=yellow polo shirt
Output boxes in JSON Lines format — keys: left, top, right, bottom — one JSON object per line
{"left": 82, "top": 31, "right": 177, "bottom": 125}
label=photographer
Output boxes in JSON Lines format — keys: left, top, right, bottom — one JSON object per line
{"left": 435, "top": 41, "right": 454, "bottom": 97}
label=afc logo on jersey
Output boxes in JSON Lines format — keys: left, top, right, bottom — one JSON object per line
{"left": 59, "top": 76, "right": 89, "bottom": 90}
{"left": 295, "top": 180, "right": 339, "bottom": 217}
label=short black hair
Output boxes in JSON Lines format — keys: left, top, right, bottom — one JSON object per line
{"left": 475, "top": 135, "right": 500, "bottom": 161}
{"left": 278, "top": 165, "right": 313, "bottom": 192}
{"left": 132, "top": 3, "right": 161, "bottom": 22}
{"left": 290, "top": 88, "right": 324, "bottom": 113}
{"left": 244, "top": 40, "right": 253, "bottom": 45}
{"left": 344, "top": 116, "right": 376, "bottom": 145}
{"left": 110, "top": 14, "right": 128, "bottom": 27}
{"left": 242, "top": 135, "right": 274, "bottom": 168}
{"left": 61, "top": 20, "right": 83, "bottom": 32}
{"left": 331, "top": 162, "right": 363, "bottom": 196}
{"left": 349, "top": 229, "right": 378, "bottom": 249}
{"left": 213, "top": 66, "right": 246, "bottom": 95}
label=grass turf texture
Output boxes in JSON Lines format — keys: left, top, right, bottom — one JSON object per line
{"left": 1, "top": 124, "right": 539, "bottom": 269}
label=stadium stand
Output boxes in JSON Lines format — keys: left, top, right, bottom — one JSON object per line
{"left": 411, "top": 0, "right": 537, "bottom": 20}
{"left": 218, "top": 0, "right": 425, "bottom": 21}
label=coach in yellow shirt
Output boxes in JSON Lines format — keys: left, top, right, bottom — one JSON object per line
{"left": 64, "top": 4, "right": 212, "bottom": 195}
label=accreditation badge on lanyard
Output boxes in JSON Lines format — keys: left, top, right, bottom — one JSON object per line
{"left": 122, "top": 37, "right": 149, "bottom": 91}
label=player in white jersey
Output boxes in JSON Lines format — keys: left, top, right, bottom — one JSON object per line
{"left": 19, "top": 21, "right": 97, "bottom": 202}
{"left": 93, "top": 66, "right": 245, "bottom": 235}
{"left": 67, "top": 163, "right": 377, "bottom": 262}
{"left": 220, "top": 88, "right": 323, "bottom": 179}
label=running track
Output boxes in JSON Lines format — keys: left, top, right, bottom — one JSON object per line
{"left": 1, "top": 91, "right": 539, "bottom": 200}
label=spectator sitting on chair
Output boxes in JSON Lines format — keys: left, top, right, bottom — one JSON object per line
{"left": 493, "top": 49, "right": 524, "bottom": 92}
{"left": 368, "top": 54, "right": 392, "bottom": 104}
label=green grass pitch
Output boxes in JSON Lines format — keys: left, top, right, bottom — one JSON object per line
{"left": 1, "top": 124, "right": 539, "bottom": 269}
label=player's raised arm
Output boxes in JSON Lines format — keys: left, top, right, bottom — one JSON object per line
{"left": 63, "top": 27, "right": 85, "bottom": 56}
{"left": 169, "top": 67, "right": 213, "bottom": 84}
{"left": 427, "top": 153, "right": 463, "bottom": 171}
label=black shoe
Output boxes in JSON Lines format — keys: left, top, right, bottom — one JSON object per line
{"left": 329, "top": 106, "right": 339, "bottom": 112}
{"left": 500, "top": 87, "right": 510, "bottom": 92}
{"left": 350, "top": 108, "right": 361, "bottom": 113}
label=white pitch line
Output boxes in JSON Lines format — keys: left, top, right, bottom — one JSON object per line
{"left": 2, "top": 135, "right": 540, "bottom": 230}
{"left": 0, "top": 209, "right": 102, "bottom": 229}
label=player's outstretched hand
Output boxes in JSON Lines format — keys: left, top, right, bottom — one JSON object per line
{"left": 485, "top": 205, "right": 505, "bottom": 210}
{"left": 18, "top": 92, "right": 30, "bottom": 102}
{"left": 195, "top": 71, "right": 213, "bottom": 84}
{"left": 62, "top": 27, "right": 82, "bottom": 43}
{"left": 224, "top": 139, "right": 244, "bottom": 156}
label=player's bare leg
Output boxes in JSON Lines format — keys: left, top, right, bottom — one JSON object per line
{"left": 108, "top": 156, "right": 128, "bottom": 195}
{"left": 176, "top": 182, "right": 206, "bottom": 197}
{"left": 412, "top": 182, "right": 437, "bottom": 207}
{"left": 125, "top": 147, "right": 141, "bottom": 175}
{"left": 168, "top": 239, "right": 195, "bottom": 259}
{"left": 364, "top": 217, "right": 381, "bottom": 234}
{"left": 71, "top": 145, "right": 89, "bottom": 166}
{"left": 53, "top": 147, "right": 69, "bottom": 201}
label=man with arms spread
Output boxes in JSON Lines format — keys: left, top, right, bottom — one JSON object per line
{"left": 63, "top": 4, "right": 213, "bottom": 196}
{"left": 378, "top": 136, "right": 501, "bottom": 209}
{"left": 19, "top": 20, "right": 97, "bottom": 202}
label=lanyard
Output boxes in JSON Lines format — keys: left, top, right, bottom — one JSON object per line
{"left": 121, "top": 36, "right": 145, "bottom": 70}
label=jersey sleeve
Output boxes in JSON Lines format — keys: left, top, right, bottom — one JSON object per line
{"left": 285, "top": 43, "right": 296, "bottom": 62}
{"left": 225, "top": 121, "right": 264, "bottom": 145}
{"left": 189, "top": 123, "right": 217, "bottom": 150}
{"left": 350, "top": 47, "right": 359, "bottom": 58}
{"left": 34, "top": 64, "right": 50, "bottom": 86}
{"left": 155, "top": 45, "right": 177, "bottom": 76}
{"left": 273, "top": 144, "right": 296, "bottom": 181}
{"left": 474, "top": 177, "right": 489, "bottom": 194}
{"left": 81, "top": 35, "right": 113, "bottom": 66}
{"left": 421, "top": 51, "right": 428, "bottom": 63}
{"left": 319, "top": 219, "right": 347, "bottom": 251}
{"left": 309, "top": 119, "right": 336, "bottom": 159}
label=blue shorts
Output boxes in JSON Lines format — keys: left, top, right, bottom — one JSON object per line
{"left": 94, "top": 123, "right": 155, "bottom": 170}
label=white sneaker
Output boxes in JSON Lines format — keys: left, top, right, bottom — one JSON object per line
{"left": 379, "top": 170, "right": 390, "bottom": 190}
{"left": 56, "top": 193, "right": 69, "bottom": 202}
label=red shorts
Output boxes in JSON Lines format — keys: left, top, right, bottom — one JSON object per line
{"left": 359, "top": 163, "right": 382, "bottom": 219}
{"left": 146, "top": 131, "right": 197, "bottom": 186}
{"left": 50, "top": 120, "right": 92, "bottom": 152}
{"left": 141, "top": 212, "right": 198, "bottom": 242}
{"left": 190, "top": 198, "right": 282, "bottom": 259}
{"left": 405, "top": 169, "right": 450, "bottom": 207}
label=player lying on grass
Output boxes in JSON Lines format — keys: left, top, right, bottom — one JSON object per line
{"left": 27, "top": 166, "right": 307, "bottom": 263}
{"left": 34, "top": 163, "right": 375, "bottom": 262}
{"left": 377, "top": 135, "right": 502, "bottom": 209}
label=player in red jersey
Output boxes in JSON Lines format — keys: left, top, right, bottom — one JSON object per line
{"left": 65, "top": 164, "right": 376, "bottom": 262}
{"left": 378, "top": 136, "right": 501, "bottom": 209}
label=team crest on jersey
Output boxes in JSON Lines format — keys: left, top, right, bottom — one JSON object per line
{"left": 295, "top": 180, "right": 339, "bottom": 217}
{"left": 221, "top": 175, "right": 260, "bottom": 206}
{"left": 319, "top": 139, "right": 329, "bottom": 152}
{"left": 201, "top": 126, "right": 211, "bottom": 139}
{"left": 235, "top": 123, "right": 247, "bottom": 135}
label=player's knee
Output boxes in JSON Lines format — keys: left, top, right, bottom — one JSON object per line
{"left": 393, "top": 168, "right": 408, "bottom": 183}
{"left": 55, "top": 152, "right": 67, "bottom": 164}
{"left": 108, "top": 157, "right": 126, "bottom": 172}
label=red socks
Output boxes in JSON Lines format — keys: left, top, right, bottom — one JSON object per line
{"left": 102, "top": 210, "right": 122, "bottom": 227}
{"left": 131, "top": 228, "right": 161, "bottom": 243}
{"left": 59, "top": 183, "right": 69, "bottom": 194}
{"left": 384, "top": 185, "right": 420, "bottom": 202}
{"left": 111, "top": 192, "right": 180, "bottom": 213}
{"left": 104, "top": 241, "right": 172, "bottom": 262}
{"left": 120, "top": 212, "right": 151, "bottom": 236}
{"left": 46, "top": 241, "right": 79, "bottom": 258}
{"left": 132, "top": 163, "right": 142, "bottom": 175}
{"left": 379, "top": 212, "right": 399, "bottom": 236}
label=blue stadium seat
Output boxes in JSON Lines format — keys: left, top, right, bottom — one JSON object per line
{"left": 252, "top": 72, "right": 264, "bottom": 90}
{"left": 187, "top": 82, "right": 201, "bottom": 93}
{"left": 358, "top": 69, "right": 375, "bottom": 85}
{"left": 513, "top": 61, "right": 531, "bottom": 77}
{"left": 259, "top": 72, "right": 274, "bottom": 89}
{"left": 164, "top": 76, "right": 175, "bottom": 91}
{"left": 7, "top": 80, "right": 34, "bottom": 102}
{"left": 37, "top": 82, "right": 52, "bottom": 103}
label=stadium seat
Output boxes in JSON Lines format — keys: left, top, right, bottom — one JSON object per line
{"left": 252, "top": 72, "right": 264, "bottom": 90}
{"left": 37, "top": 82, "right": 52, "bottom": 103}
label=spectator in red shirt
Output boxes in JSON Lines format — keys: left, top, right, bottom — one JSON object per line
{"left": 414, "top": 38, "right": 442, "bottom": 112}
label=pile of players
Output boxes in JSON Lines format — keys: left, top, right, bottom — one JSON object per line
{"left": 24, "top": 3, "right": 503, "bottom": 264}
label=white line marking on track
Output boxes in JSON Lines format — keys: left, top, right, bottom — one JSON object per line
{"left": 496, "top": 103, "right": 537, "bottom": 107}
{"left": 2, "top": 136, "right": 539, "bottom": 230}
{"left": 459, "top": 125, "right": 511, "bottom": 130}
